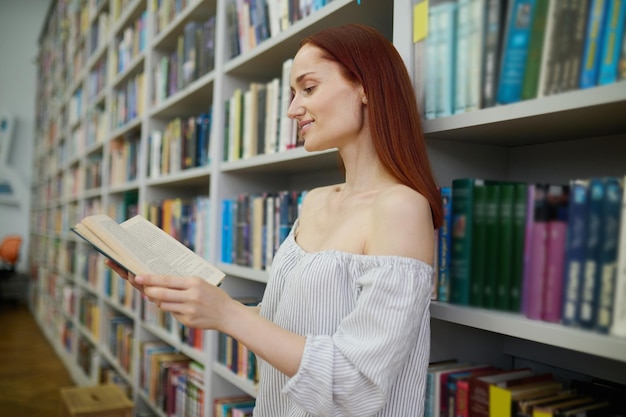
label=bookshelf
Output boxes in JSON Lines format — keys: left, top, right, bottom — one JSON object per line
{"left": 30, "top": 0, "right": 626, "bottom": 416}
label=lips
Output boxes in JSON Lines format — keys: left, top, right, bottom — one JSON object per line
{"left": 299, "top": 120, "right": 313, "bottom": 135}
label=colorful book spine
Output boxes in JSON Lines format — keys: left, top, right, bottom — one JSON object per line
{"left": 438, "top": 186, "right": 453, "bottom": 302}
{"left": 598, "top": 0, "right": 626, "bottom": 84}
{"left": 610, "top": 174, "right": 626, "bottom": 337}
{"left": 521, "top": 0, "right": 551, "bottom": 100}
{"left": 579, "top": 0, "right": 609, "bottom": 88}
{"left": 435, "top": 2, "right": 458, "bottom": 118}
{"left": 561, "top": 179, "right": 590, "bottom": 327}
{"left": 542, "top": 184, "right": 569, "bottom": 323}
{"left": 521, "top": 183, "right": 549, "bottom": 320}
{"left": 497, "top": 0, "right": 537, "bottom": 104}
{"left": 481, "top": 0, "right": 507, "bottom": 108}
{"left": 594, "top": 177, "right": 623, "bottom": 332}
{"left": 578, "top": 177, "right": 607, "bottom": 328}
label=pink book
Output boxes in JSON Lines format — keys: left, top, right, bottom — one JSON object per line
{"left": 542, "top": 185, "right": 570, "bottom": 322}
{"left": 522, "top": 184, "right": 549, "bottom": 320}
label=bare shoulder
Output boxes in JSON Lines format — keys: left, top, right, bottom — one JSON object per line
{"left": 368, "top": 184, "right": 435, "bottom": 264}
{"left": 298, "top": 184, "right": 339, "bottom": 214}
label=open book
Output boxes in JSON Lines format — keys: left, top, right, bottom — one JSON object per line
{"left": 71, "top": 214, "right": 224, "bottom": 286}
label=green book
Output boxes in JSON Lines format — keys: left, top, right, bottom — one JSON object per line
{"left": 510, "top": 182, "right": 529, "bottom": 311}
{"left": 451, "top": 178, "right": 484, "bottom": 305}
{"left": 496, "top": 183, "right": 516, "bottom": 311}
{"left": 483, "top": 182, "right": 502, "bottom": 309}
{"left": 521, "top": 0, "right": 551, "bottom": 100}
{"left": 470, "top": 183, "right": 488, "bottom": 307}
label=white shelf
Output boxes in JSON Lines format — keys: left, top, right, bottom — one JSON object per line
{"left": 430, "top": 302, "right": 626, "bottom": 363}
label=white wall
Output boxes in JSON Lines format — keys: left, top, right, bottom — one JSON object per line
{"left": 0, "top": 0, "right": 51, "bottom": 273}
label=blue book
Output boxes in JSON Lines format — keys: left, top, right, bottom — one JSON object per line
{"left": 435, "top": 2, "right": 457, "bottom": 118}
{"left": 593, "top": 177, "right": 623, "bottom": 333}
{"left": 497, "top": 0, "right": 537, "bottom": 104}
{"left": 437, "top": 186, "right": 453, "bottom": 302}
{"left": 580, "top": 0, "right": 609, "bottom": 88}
{"left": 578, "top": 178, "right": 607, "bottom": 328}
{"left": 221, "top": 198, "right": 234, "bottom": 263}
{"left": 561, "top": 179, "right": 590, "bottom": 327}
{"left": 598, "top": 0, "right": 626, "bottom": 84}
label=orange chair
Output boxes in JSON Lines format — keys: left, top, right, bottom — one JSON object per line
{"left": 0, "top": 234, "right": 22, "bottom": 304}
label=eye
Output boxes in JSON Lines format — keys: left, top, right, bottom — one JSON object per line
{"left": 303, "top": 85, "right": 316, "bottom": 94}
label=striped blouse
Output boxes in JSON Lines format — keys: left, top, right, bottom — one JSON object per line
{"left": 253, "top": 221, "right": 432, "bottom": 417}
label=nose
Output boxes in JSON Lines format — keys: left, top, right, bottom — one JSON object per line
{"left": 287, "top": 94, "right": 304, "bottom": 119}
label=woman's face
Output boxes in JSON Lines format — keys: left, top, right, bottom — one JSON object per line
{"left": 288, "top": 44, "right": 367, "bottom": 152}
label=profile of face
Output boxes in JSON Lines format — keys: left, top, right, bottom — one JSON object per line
{"left": 287, "top": 44, "right": 368, "bottom": 152}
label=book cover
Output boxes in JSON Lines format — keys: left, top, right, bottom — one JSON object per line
{"left": 468, "top": 368, "right": 535, "bottom": 417}
{"left": 579, "top": 0, "right": 609, "bottom": 88}
{"left": 489, "top": 380, "right": 563, "bottom": 417}
{"left": 561, "top": 179, "right": 590, "bottom": 327}
{"left": 598, "top": 0, "right": 626, "bottom": 85}
{"left": 497, "top": 0, "right": 537, "bottom": 104}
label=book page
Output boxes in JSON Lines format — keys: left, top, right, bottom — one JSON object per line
{"left": 120, "top": 215, "right": 225, "bottom": 286}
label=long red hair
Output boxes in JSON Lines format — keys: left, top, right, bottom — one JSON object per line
{"left": 300, "top": 24, "right": 443, "bottom": 229}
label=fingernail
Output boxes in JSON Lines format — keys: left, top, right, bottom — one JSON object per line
{"left": 135, "top": 275, "right": 144, "bottom": 283}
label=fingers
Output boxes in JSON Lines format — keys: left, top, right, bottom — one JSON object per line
{"left": 134, "top": 274, "right": 195, "bottom": 290}
{"left": 104, "top": 259, "right": 129, "bottom": 280}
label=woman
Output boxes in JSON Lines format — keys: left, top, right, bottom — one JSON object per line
{"left": 108, "top": 24, "right": 443, "bottom": 416}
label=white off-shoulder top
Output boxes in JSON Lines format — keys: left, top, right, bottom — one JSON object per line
{"left": 253, "top": 220, "right": 432, "bottom": 417}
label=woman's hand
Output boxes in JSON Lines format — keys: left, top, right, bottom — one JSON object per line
{"left": 134, "top": 274, "right": 236, "bottom": 331}
{"left": 104, "top": 259, "right": 145, "bottom": 294}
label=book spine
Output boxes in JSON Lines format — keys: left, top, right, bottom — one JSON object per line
{"left": 521, "top": 0, "right": 551, "bottom": 100}
{"left": 451, "top": 178, "right": 480, "bottom": 305}
{"left": 578, "top": 177, "right": 606, "bottom": 328}
{"left": 483, "top": 182, "right": 501, "bottom": 309}
{"left": 438, "top": 186, "right": 453, "bottom": 302}
{"left": 542, "top": 184, "right": 569, "bottom": 323}
{"left": 454, "top": 0, "right": 472, "bottom": 114}
{"left": 496, "top": 183, "right": 516, "bottom": 311}
{"left": 598, "top": 0, "right": 626, "bottom": 85}
{"left": 561, "top": 179, "right": 590, "bottom": 326}
{"left": 579, "top": 0, "right": 609, "bottom": 88}
{"left": 510, "top": 182, "right": 529, "bottom": 312}
{"left": 610, "top": 175, "right": 626, "bottom": 337}
{"left": 435, "top": 2, "right": 458, "bottom": 118}
{"left": 470, "top": 182, "right": 487, "bottom": 307}
{"left": 594, "top": 177, "right": 623, "bottom": 332}
{"left": 481, "top": 0, "right": 506, "bottom": 108}
{"left": 521, "top": 183, "right": 549, "bottom": 320}
{"left": 562, "top": 0, "right": 590, "bottom": 92}
{"left": 497, "top": 0, "right": 537, "bottom": 104}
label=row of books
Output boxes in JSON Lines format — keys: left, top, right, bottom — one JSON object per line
{"left": 223, "top": 58, "right": 298, "bottom": 162}
{"left": 419, "top": 0, "right": 626, "bottom": 119}
{"left": 109, "top": 131, "right": 140, "bottom": 185}
{"left": 221, "top": 190, "right": 305, "bottom": 270}
{"left": 214, "top": 395, "right": 256, "bottom": 417}
{"left": 113, "top": 10, "right": 147, "bottom": 75}
{"left": 436, "top": 175, "right": 626, "bottom": 338}
{"left": 226, "top": 0, "right": 334, "bottom": 58}
{"left": 110, "top": 71, "right": 145, "bottom": 129}
{"left": 105, "top": 314, "right": 134, "bottom": 375}
{"left": 140, "top": 341, "right": 206, "bottom": 417}
{"left": 144, "top": 196, "right": 212, "bottom": 261}
{"left": 425, "top": 359, "right": 626, "bottom": 417}
{"left": 151, "top": 17, "right": 217, "bottom": 105}
{"left": 148, "top": 111, "right": 213, "bottom": 178}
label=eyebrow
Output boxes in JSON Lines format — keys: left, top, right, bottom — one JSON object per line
{"left": 295, "top": 72, "right": 314, "bottom": 84}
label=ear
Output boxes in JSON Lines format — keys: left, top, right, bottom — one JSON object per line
{"left": 360, "top": 86, "right": 367, "bottom": 104}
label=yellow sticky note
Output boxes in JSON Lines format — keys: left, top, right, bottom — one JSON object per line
{"left": 413, "top": 1, "right": 429, "bottom": 43}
